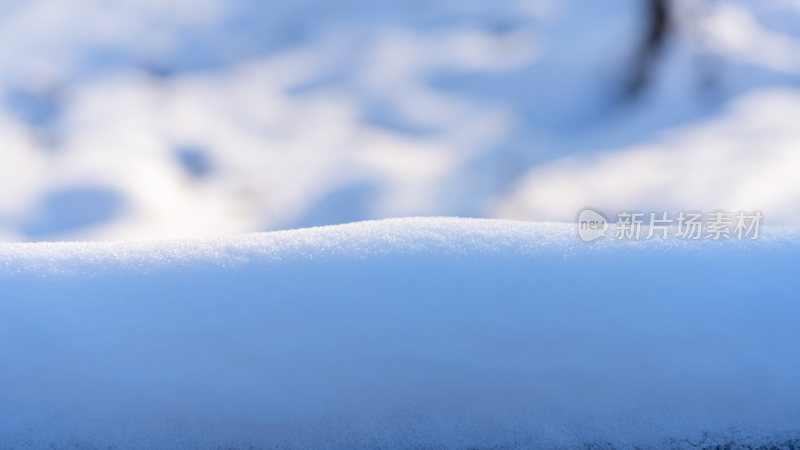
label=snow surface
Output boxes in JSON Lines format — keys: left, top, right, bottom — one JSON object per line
{"left": 2, "top": 217, "right": 800, "bottom": 448}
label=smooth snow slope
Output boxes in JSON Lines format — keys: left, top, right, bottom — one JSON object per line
{"left": 1, "top": 218, "right": 799, "bottom": 449}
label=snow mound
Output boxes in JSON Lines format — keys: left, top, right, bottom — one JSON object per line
{"left": 2, "top": 217, "right": 800, "bottom": 448}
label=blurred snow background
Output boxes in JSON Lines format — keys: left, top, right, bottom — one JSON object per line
{"left": 0, "top": 0, "right": 798, "bottom": 241}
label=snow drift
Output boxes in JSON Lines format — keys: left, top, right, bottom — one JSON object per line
{"left": 1, "top": 218, "right": 799, "bottom": 448}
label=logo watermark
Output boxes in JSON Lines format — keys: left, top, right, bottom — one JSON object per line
{"left": 576, "top": 209, "right": 763, "bottom": 242}
{"left": 576, "top": 208, "right": 608, "bottom": 242}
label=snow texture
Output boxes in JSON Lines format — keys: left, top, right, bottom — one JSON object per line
{"left": 2, "top": 1, "right": 800, "bottom": 241}
{"left": 2, "top": 217, "right": 799, "bottom": 448}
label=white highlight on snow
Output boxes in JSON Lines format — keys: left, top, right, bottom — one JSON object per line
{"left": 496, "top": 88, "right": 800, "bottom": 225}
{"left": 2, "top": 217, "right": 799, "bottom": 448}
{"left": 696, "top": 1, "right": 800, "bottom": 74}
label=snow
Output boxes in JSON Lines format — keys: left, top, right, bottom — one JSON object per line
{"left": 1, "top": 1, "right": 800, "bottom": 240}
{"left": 2, "top": 217, "right": 800, "bottom": 448}
{"left": 0, "top": 2, "right": 797, "bottom": 448}
{"left": 496, "top": 88, "right": 800, "bottom": 224}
